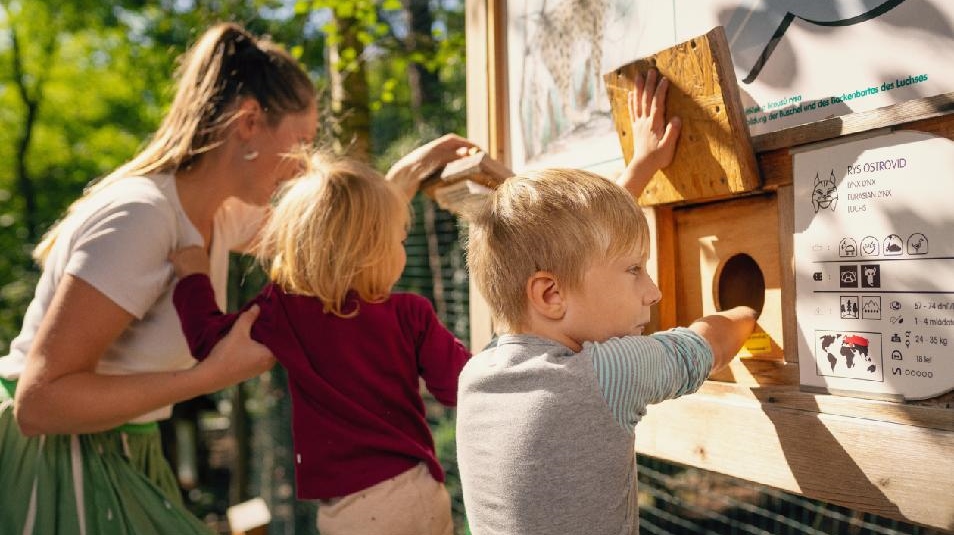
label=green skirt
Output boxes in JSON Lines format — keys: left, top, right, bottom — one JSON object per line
{"left": 0, "top": 378, "right": 213, "bottom": 535}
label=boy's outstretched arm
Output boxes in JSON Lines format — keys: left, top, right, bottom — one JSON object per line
{"left": 616, "top": 69, "right": 682, "bottom": 198}
{"left": 688, "top": 306, "right": 758, "bottom": 373}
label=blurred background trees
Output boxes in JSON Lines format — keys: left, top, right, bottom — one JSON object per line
{"left": 0, "top": 1, "right": 469, "bottom": 532}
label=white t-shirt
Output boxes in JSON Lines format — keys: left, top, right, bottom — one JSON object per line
{"left": 0, "top": 174, "right": 264, "bottom": 422}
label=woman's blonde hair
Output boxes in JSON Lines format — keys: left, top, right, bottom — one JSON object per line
{"left": 466, "top": 168, "right": 650, "bottom": 332}
{"left": 255, "top": 156, "right": 410, "bottom": 317}
{"left": 34, "top": 22, "right": 316, "bottom": 262}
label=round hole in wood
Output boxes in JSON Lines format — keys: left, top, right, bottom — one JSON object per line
{"left": 716, "top": 253, "right": 765, "bottom": 315}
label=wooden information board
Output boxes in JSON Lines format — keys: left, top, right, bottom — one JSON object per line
{"left": 465, "top": 0, "right": 954, "bottom": 529}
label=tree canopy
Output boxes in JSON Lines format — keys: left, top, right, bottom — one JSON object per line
{"left": 0, "top": 0, "right": 468, "bottom": 352}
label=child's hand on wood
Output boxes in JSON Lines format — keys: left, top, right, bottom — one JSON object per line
{"left": 617, "top": 69, "right": 682, "bottom": 198}
{"left": 169, "top": 246, "right": 211, "bottom": 279}
{"left": 630, "top": 69, "right": 681, "bottom": 171}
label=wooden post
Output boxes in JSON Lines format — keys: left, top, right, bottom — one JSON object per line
{"left": 465, "top": 0, "right": 509, "bottom": 350}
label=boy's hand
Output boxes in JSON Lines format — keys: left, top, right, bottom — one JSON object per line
{"left": 617, "top": 69, "right": 682, "bottom": 198}
{"left": 689, "top": 305, "right": 758, "bottom": 374}
{"left": 170, "top": 246, "right": 211, "bottom": 279}
{"left": 630, "top": 69, "right": 681, "bottom": 169}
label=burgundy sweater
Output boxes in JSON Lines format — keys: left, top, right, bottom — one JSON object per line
{"left": 172, "top": 274, "right": 471, "bottom": 500}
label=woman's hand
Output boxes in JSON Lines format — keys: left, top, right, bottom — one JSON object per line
{"left": 191, "top": 305, "right": 276, "bottom": 393}
{"left": 385, "top": 133, "right": 482, "bottom": 201}
{"left": 14, "top": 274, "right": 274, "bottom": 435}
{"left": 169, "top": 246, "right": 211, "bottom": 279}
{"left": 617, "top": 69, "right": 682, "bottom": 198}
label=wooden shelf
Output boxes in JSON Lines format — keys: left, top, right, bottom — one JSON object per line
{"left": 635, "top": 381, "right": 954, "bottom": 530}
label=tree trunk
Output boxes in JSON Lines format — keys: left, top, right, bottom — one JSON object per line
{"left": 329, "top": 12, "right": 371, "bottom": 160}
{"left": 9, "top": 23, "right": 45, "bottom": 243}
{"left": 404, "top": 0, "right": 443, "bottom": 130}
{"left": 403, "top": 0, "right": 450, "bottom": 317}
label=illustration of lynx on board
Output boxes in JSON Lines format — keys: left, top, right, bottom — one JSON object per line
{"left": 507, "top": 0, "right": 952, "bottom": 166}
{"left": 517, "top": 0, "right": 612, "bottom": 162}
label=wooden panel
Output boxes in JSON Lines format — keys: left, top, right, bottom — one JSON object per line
{"left": 421, "top": 151, "right": 512, "bottom": 195}
{"left": 464, "top": 0, "right": 489, "bottom": 156}
{"left": 646, "top": 206, "right": 677, "bottom": 332}
{"left": 674, "top": 194, "right": 787, "bottom": 363}
{"left": 758, "top": 147, "right": 793, "bottom": 190}
{"left": 465, "top": 0, "right": 498, "bottom": 350}
{"left": 697, "top": 382, "right": 954, "bottom": 431}
{"left": 421, "top": 151, "right": 513, "bottom": 214}
{"left": 777, "top": 185, "right": 797, "bottom": 364}
{"left": 635, "top": 382, "right": 954, "bottom": 531}
{"left": 487, "top": 0, "right": 508, "bottom": 166}
{"left": 709, "top": 359, "right": 797, "bottom": 387}
{"left": 604, "top": 26, "right": 759, "bottom": 206}
{"left": 752, "top": 91, "right": 954, "bottom": 153}
{"left": 905, "top": 110, "right": 954, "bottom": 140}
{"left": 756, "top": 105, "right": 954, "bottom": 191}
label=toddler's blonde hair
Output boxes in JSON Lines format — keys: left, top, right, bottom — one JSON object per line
{"left": 466, "top": 168, "right": 650, "bottom": 332}
{"left": 255, "top": 156, "right": 409, "bottom": 317}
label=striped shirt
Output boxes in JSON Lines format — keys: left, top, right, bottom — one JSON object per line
{"left": 591, "top": 327, "right": 713, "bottom": 432}
{"left": 457, "top": 328, "right": 713, "bottom": 535}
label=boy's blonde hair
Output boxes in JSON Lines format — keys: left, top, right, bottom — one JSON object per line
{"left": 255, "top": 156, "right": 409, "bottom": 317}
{"left": 466, "top": 168, "right": 650, "bottom": 332}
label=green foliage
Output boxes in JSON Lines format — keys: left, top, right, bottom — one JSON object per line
{"left": 293, "top": 0, "right": 467, "bottom": 152}
{"left": 0, "top": 0, "right": 324, "bottom": 352}
{"left": 0, "top": 0, "right": 170, "bottom": 351}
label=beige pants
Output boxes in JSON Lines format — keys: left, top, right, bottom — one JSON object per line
{"left": 317, "top": 463, "right": 454, "bottom": 535}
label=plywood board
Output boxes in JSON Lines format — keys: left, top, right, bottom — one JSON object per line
{"left": 421, "top": 151, "right": 514, "bottom": 215}
{"left": 604, "top": 26, "right": 759, "bottom": 206}
{"left": 647, "top": 206, "right": 677, "bottom": 332}
{"left": 753, "top": 91, "right": 954, "bottom": 153}
{"left": 421, "top": 151, "right": 513, "bottom": 196}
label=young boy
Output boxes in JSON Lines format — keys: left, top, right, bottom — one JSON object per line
{"left": 457, "top": 167, "right": 757, "bottom": 534}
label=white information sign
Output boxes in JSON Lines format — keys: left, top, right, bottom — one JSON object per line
{"left": 794, "top": 130, "right": 954, "bottom": 400}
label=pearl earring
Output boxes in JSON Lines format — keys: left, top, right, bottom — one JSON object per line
{"left": 243, "top": 150, "right": 259, "bottom": 161}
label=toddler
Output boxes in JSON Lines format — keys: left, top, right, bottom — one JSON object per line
{"left": 171, "top": 156, "right": 470, "bottom": 535}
